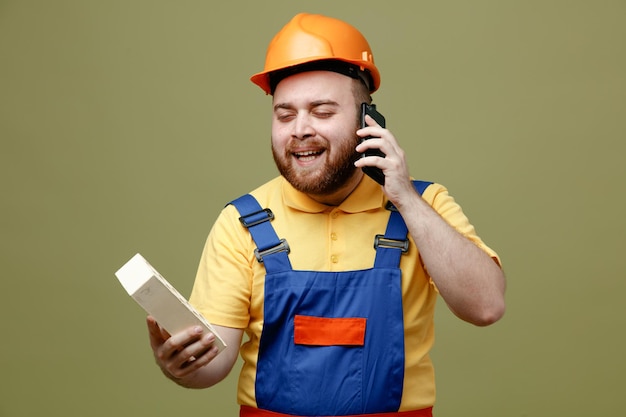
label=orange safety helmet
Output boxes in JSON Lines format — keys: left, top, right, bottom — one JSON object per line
{"left": 250, "top": 13, "right": 381, "bottom": 95}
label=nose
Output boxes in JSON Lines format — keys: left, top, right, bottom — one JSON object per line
{"left": 292, "top": 112, "right": 315, "bottom": 140}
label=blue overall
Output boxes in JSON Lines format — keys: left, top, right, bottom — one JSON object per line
{"left": 230, "top": 181, "right": 431, "bottom": 416}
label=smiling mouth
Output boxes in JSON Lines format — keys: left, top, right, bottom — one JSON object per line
{"left": 293, "top": 150, "right": 324, "bottom": 162}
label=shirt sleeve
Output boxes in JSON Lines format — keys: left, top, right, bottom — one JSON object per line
{"left": 188, "top": 204, "right": 254, "bottom": 329}
{"left": 424, "top": 183, "right": 501, "bottom": 266}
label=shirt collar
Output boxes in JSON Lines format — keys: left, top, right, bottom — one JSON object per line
{"left": 281, "top": 176, "right": 385, "bottom": 213}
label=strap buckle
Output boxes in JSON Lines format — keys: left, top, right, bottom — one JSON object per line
{"left": 374, "top": 234, "right": 409, "bottom": 253}
{"left": 238, "top": 208, "right": 274, "bottom": 228}
{"left": 385, "top": 200, "right": 399, "bottom": 212}
{"left": 255, "top": 239, "right": 290, "bottom": 263}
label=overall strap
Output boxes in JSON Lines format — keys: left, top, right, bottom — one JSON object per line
{"left": 374, "top": 180, "right": 433, "bottom": 268}
{"left": 229, "top": 194, "right": 292, "bottom": 273}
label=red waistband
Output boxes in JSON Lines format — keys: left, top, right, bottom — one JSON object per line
{"left": 240, "top": 405, "right": 433, "bottom": 417}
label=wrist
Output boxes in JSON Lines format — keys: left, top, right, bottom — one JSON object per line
{"left": 391, "top": 186, "right": 425, "bottom": 214}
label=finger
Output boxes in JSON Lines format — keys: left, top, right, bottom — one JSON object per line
{"left": 357, "top": 126, "right": 384, "bottom": 140}
{"left": 182, "top": 344, "right": 220, "bottom": 372}
{"left": 155, "top": 327, "right": 203, "bottom": 377}
{"left": 364, "top": 114, "right": 381, "bottom": 128}
{"left": 178, "top": 333, "right": 218, "bottom": 369}
{"left": 168, "top": 333, "right": 219, "bottom": 377}
{"left": 166, "top": 345, "right": 220, "bottom": 380}
{"left": 147, "top": 316, "right": 169, "bottom": 349}
{"left": 146, "top": 316, "right": 159, "bottom": 335}
{"left": 357, "top": 115, "right": 383, "bottom": 137}
{"left": 356, "top": 137, "right": 385, "bottom": 153}
{"left": 162, "top": 326, "right": 204, "bottom": 358}
{"left": 159, "top": 326, "right": 172, "bottom": 340}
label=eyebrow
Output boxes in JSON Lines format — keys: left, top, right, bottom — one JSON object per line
{"left": 273, "top": 100, "right": 340, "bottom": 112}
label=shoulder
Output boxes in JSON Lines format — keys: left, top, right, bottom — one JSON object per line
{"left": 213, "top": 176, "right": 285, "bottom": 239}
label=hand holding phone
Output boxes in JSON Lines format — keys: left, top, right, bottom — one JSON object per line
{"left": 360, "top": 103, "right": 386, "bottom": 185}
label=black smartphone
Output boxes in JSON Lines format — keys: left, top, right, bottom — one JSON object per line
{"left": 360, "top": 102, "right": 386, "bottom": 185}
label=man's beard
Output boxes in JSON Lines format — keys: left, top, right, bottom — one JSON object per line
{"left": 272, "top": 135, "right": 362, "bottom": 196}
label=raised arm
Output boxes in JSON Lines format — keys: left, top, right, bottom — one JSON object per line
{"left": 356, "top": 115, "right": 506, "bottom": 326}
{"left": 391, "top": 191, "right": 505, "bottom": 326}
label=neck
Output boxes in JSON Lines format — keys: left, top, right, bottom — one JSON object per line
{"left": 306, "top": 171, "right": 364, "bottom": 206}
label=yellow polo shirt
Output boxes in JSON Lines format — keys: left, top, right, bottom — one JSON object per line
{"left": 189, "top": 175, "right": 500, "bottom": 411}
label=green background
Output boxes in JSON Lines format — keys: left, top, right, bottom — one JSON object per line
{"left": 1, "top": 1, "right": 624, "bottom": 416}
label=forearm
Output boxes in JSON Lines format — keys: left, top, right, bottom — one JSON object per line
{"left": 167, "top": 346, "right": 237, "bottom": 389}
{"left": 397, "top": 191, "right": 506, "bottom": 326}
{"left": 172, "top": 325, "right": 242, "bottom": 388}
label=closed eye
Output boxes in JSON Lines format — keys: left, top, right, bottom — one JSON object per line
{"left": 313, "top": 111, "right": 334, "bottom": 118}
{"left": 275, "top": 111, "right": 296, "bottom": 122}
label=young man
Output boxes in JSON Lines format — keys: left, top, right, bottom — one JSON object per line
{"left": 147, "top": 13, "right": 505, "bottom": 417}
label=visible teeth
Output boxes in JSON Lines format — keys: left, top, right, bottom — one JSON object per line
{"left": 294, "top": 150, "right": 322, "bottom": 162}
